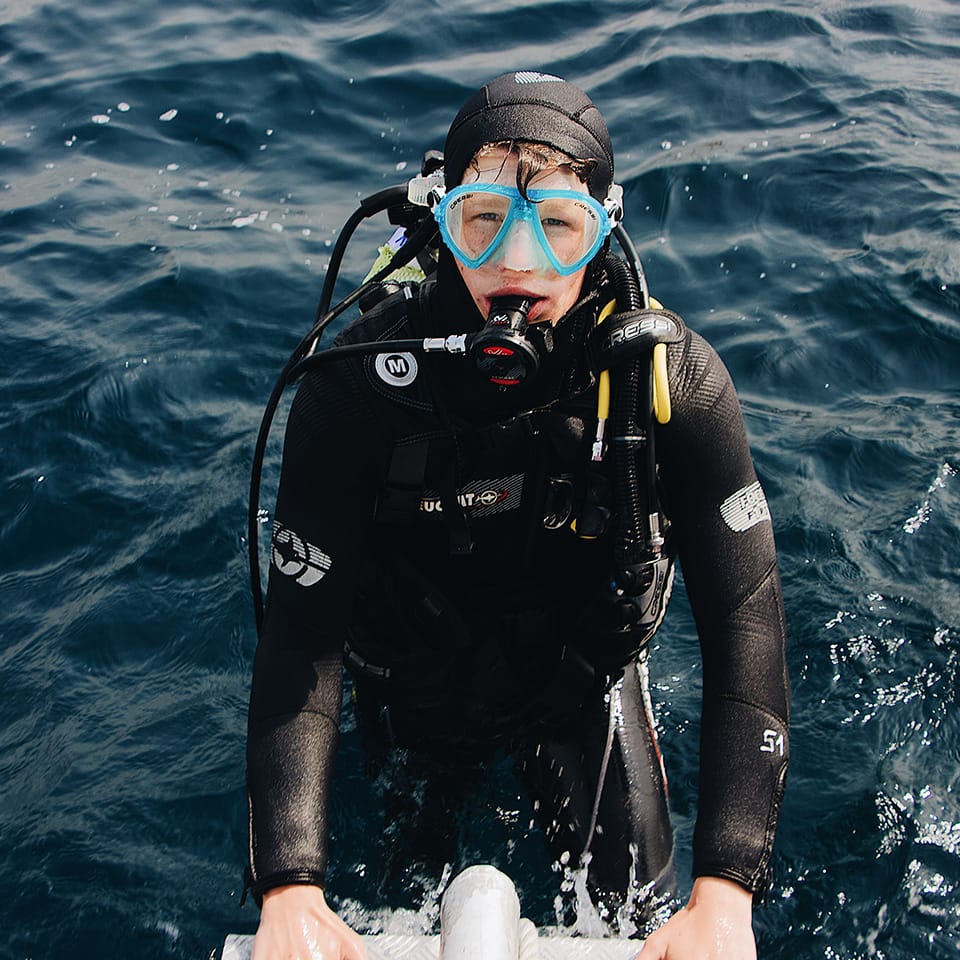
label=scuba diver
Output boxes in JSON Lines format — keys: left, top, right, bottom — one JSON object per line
{"left": 245, "top": 72, "right": 790, "bottom": 960}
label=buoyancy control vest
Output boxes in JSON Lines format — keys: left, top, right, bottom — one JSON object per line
{"left": 328, "top": 279, "right": 685, "bottom": 717}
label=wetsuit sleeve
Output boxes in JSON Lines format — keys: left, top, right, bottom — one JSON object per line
{"left": 657, "top": 329, "right": 790, "bottom": 897}
{"left": 246, "top": 360, "right": 387, "bottom": 899}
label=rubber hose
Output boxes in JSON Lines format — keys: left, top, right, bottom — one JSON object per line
{"left": 603, "top": 254, "right": 650, "bottom": 564}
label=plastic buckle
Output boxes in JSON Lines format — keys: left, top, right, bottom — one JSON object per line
{"left": 604, "top": 183, "right": 624, "bottom": 226}
{"left": 408, "top": 170, "right": 445, "bottom": 207}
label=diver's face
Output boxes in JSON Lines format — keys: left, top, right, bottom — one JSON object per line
{"left": 454, "top": 149, "right": 589, "bottom": 325}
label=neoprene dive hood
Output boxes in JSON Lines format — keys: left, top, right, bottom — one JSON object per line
{"left": 443, "top": 71, "right": 615, "bottom": 201}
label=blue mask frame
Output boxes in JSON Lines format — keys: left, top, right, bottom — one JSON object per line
{"left": 433, "top": 183, "right": 614, "bottom": 276}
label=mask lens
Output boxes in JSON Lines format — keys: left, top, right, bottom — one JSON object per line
{"left": 441, "top": 188, "right": 514, "bottom": 263}
{"left": 532, "top": 193, "right": 604, "bottom": 270}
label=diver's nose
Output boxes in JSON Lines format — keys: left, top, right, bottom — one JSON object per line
{"left": 497, "top": 219, "right": 541, "bottom": 272}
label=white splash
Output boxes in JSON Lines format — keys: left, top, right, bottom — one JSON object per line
{"left": 903, "top": 461, "right": 956, "bottom": 534}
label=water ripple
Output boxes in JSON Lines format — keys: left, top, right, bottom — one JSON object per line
{"left": 3, "top": 1, "right": 960, "bottom": 957}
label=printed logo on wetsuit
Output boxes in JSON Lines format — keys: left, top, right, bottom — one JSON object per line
{"left": 719, "top": 481, "right": 770, "bottom": 533}
{"left": 419, "top": 474, "right": 524, "bottom": 516}
{"left": 374, "top": 351, "right": 418, "bottom": 387}
{"left": 271, "top": 521, "right": 332, "bottom": 586}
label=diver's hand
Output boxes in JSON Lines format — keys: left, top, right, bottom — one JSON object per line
{"left": 252, "top": 884, "right": 368, "bottom": 960}
{"left": 637, "top": 876, "right": 756, "bottom": 960}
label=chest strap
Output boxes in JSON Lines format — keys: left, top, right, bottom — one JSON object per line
{"left": 378, "top": 435, "right": 473, "bottom": 555}
{"left": 377, "top": 439, "right": 430, "bottom": 525}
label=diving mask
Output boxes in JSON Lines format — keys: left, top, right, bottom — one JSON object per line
{"left": 433, "top": 183, "right": 618, "bottom": 276}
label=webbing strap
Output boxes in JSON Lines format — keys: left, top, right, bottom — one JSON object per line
{"left": 377, "top": 436, "right": 474, "bottom": 555}
{"left": 435, "top": 436, "right": 473, "bottom": 556}
{"left": 377, "top": 439, "right": 430, "bottom": 524}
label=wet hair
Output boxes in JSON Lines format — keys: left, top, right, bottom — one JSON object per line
{"left": 462, "top": 140, "right": 599, "bottom": 198}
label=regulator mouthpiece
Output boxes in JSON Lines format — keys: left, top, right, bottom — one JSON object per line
{"left": 470, "top": 296, "right": 539, "bottom": 387}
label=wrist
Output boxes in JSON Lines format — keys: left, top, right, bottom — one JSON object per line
{"left": 688, "top": 876, "right": 754, "bottom": 919}
{"left": 261, "top": 883, "right": 327, "bottom": 911}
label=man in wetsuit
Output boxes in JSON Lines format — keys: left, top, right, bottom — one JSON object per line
{"left": 246, "top": 72, "right": 790, "bottom": 960}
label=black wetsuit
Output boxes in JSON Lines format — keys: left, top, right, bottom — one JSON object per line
{"left": 246, "top": 278, "right": 790, "bottom": 925}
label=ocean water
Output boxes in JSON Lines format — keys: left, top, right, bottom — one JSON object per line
{"left": 1, "top": 0, "right": 958, "bottom": 957}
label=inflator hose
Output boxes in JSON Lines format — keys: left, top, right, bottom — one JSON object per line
{"left": 604, "top": 253, "right": 656, "bottom": 565}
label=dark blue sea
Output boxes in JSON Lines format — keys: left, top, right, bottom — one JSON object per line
{"left": 2, "top": 0, "right": 958, "bottom": 957}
